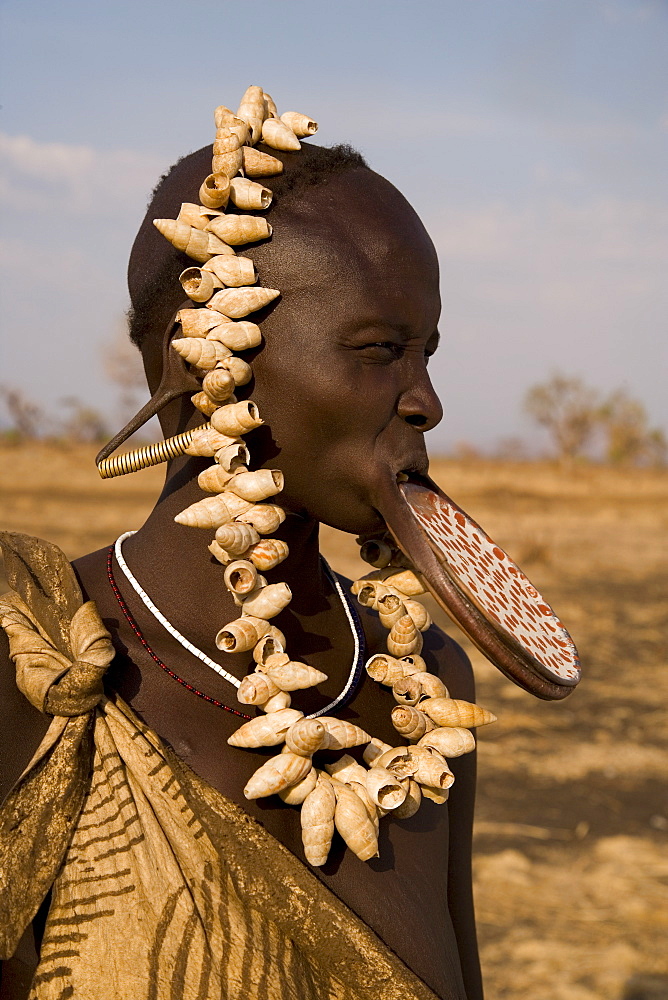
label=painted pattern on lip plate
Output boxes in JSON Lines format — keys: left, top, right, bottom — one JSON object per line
{"left": 400, "top": 481, "right": 581, "bottom": 686}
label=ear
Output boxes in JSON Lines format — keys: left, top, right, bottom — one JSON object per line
{"left": 95, "top": 304, "right": 200, "bottom": 467}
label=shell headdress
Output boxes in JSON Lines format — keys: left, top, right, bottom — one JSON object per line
{"left": 97, "top": 86, "right": 580, "bottom": 866}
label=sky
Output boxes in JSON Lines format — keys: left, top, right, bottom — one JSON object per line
{"left": 0, "top": 0, "right": 666, "bottom": 454}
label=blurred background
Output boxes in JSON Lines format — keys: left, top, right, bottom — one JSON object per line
{"left": 0, "top": 2, "right": 666, "bottom": 997}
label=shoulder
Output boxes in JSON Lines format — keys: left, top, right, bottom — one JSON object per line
{"left": 422, "top": 624, "right": 476, "bottom": 702}
{"left": 71, "top": 544, "right": 109, "bottom": 582}
{"left": 0, "top": 625, "right": 50, "bottom": 803}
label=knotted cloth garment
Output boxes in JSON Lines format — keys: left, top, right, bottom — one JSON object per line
{"left": 0, "top": 533, "right": 440, "bottom": 1000}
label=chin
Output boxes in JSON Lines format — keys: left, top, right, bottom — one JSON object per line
{"left": 281, "top": 483, "right": 387, "bottom": 537}
{"left": 283, "top": 459, "right": 421, "bottom": 538}
{"left": 305, "top": 495, "right": 387, "bottom": 536}
{"left": 318, "top": 506, "right": 387, "bottom": 537}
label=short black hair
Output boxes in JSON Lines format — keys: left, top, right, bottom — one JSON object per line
{"left": 127, "top": 142, "right": 368, "bottom": 352}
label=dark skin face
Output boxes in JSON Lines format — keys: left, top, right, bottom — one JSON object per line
{"left": 0, "top": 168, "right": 483, "bottom": 1000}
{"left": 242, "top": 167, "right": 443, "bottom": 533}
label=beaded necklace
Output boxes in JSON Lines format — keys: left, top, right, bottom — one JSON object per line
{"left": 110, "top": 531, "right": 367, "bottom": 720}
{"left": 107, "top": 544, "right": 251, "bottom": 719}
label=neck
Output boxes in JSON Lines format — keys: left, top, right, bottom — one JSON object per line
{"left": 122, "top": 455, "right": 327, "bottom": 651}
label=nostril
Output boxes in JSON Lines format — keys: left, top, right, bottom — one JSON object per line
{"left": 405, "top": 414, "right": 428, "bottom": 427}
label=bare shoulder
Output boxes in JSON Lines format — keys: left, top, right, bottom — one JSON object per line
{"left": 422, "top": 623, "right": 476, "bottom": 701}
{"left": 0, "top": 628, "right": 50, "bottom": 804}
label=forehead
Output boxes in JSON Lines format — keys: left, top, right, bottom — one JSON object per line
{"left": 247, "top": 168, "right": 440, "bottom": 337}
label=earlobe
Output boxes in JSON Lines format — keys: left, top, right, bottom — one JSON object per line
{"left": 95, "top": 302, "right": 201, "bottom": 468}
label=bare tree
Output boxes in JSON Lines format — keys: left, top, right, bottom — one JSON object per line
{"left": 494, "top": 436, "right": 530, "bottom": 462}
{"left": 0, "top": 386, "right": 43, "bottom": 441}
{"left": 524, "top": 374, "right": 599, "bottom": 463}
{"left": 59, "top": 398, "right": 109, "bottom": 444}
{"left": 599, "top": 389, "right": 667, "bottom": 467}
{"left": 451, "top": 440, "right": 483, "bottom": 462}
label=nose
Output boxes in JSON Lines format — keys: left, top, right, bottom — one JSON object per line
{"left": 397, "top": 372, "right": 443, "bottom": 433}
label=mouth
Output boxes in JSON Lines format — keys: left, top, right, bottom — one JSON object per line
{"left": 395, "top": 468, "right": 430, "bottom": 493}
{"left": 368, "top": 467, "right": 581, "bottom": 701}
{"left": 393, "top": 457, "right": 430, "bottom": 484}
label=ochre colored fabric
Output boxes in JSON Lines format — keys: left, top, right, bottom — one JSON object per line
{"left": 0, "top": 533, "right": 440, "bottom": 1000}
{"left": 2, "top": 596, "right": 115, "bottom": 716}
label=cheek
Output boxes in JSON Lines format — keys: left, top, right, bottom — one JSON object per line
{"left": 251, "top": 342, "right": 395, "bottom": 456}
{"left": 247, "top": 348, "right": 397, "bottom": 524}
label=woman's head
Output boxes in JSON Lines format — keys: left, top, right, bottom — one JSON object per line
{"left": 128, "top": 143, "right": 442, "bottom": 533}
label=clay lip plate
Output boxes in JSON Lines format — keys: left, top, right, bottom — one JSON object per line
{"left": 399, "top": 480, "right": 581, "bottom": 688}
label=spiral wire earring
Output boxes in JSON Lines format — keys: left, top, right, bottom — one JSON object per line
{"left": 96, "top": 427, "right": 202, "bottom": 479}
{"left": 94, "top": 307, "right": 204, "bottom": 479}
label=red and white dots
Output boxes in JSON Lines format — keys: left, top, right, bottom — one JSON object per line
{"left": 402, "top": 483, "right": 581, "bottom": 685}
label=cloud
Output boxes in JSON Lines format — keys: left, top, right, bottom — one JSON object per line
{"left": 1, "top": 131, "right": 665, "bottom": 451}
{"left": 0, "top": 131, "right": 165, "bottom": 217}
{"left": 597, "top": 0, "right": 661, "bottom": 23}
{"left": 432, "top": 195, "right": 668, "bottom": 271}
{"left": 420, "top": 190, "right": 668, "bottom": 448}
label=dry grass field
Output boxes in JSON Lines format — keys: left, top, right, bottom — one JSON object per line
{"left": 1, "top": 442, "right": 666, "bottom": 999}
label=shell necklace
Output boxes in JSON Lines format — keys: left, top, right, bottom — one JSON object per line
{"left": 112, "top": 530, "right": 366, "bottom": 719}
{"left": 119, "top": 85, "right": 498, "bottom": 866}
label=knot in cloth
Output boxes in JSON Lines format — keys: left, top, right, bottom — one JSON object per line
{"left": 0, "top": 599, "right": 115, "bottom": 715}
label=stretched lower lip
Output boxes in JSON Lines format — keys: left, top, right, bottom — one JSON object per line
{"left": 370, "top": 469, "right": 580, "bottom": 702}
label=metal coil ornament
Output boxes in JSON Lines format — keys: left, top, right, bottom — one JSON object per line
{"left": 96, "top": 428, "right": 196, "bottom": 479}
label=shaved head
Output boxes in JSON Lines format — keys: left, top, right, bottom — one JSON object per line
{"left": 127, "top": 141, "right": 367, "bottom": 359}
{"left": 238, "top": 168, "right": 442, "bottom": 531}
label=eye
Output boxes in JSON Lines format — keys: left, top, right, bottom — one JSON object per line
{"left": 358, "top": 341, "right": 405, "bottom": 362}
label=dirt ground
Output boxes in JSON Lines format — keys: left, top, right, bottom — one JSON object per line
{"left": 1, "top": 443, "right": 666, "bottom": 999}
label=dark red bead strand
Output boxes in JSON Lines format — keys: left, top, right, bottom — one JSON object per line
{"left": 106, "top": 545, "right": 252, "bottom": 720}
